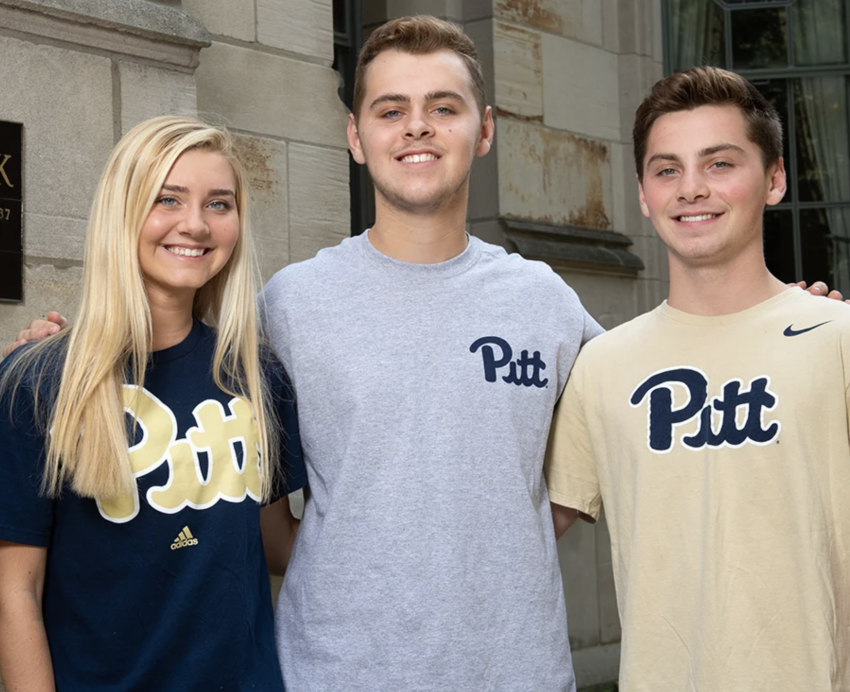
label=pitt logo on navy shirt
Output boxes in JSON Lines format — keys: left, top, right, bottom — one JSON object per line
{"left": 630, "top": 367, "right": 781, "bottom": 453}
{"left": 470, "top": 336, "right": 548, "bottom": 388}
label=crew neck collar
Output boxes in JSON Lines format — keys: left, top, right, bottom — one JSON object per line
{"left": 657, "top": 286, "right": 802, "bottom": 327}
{"left": 151, "top": 319, "right": 206, "bottom": 364}
{"left": 355, "top": 229, "right": 483, "bottom": 279}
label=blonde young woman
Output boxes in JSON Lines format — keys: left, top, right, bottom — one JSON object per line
{"left": 0, "top": 117, "right": 305, "bottom": 691}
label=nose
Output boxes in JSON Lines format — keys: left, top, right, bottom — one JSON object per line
{"left": 677, "top": 168, "right": 709, "bottom": 202}
{"left": 404, "top": 106, "right": 434, "bottom": 140}
{"left": 180, "top": 202, "right": 210, "bottom": 236}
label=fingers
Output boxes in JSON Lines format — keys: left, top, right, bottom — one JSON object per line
{"left": 45, "top": 312, "right": 68, "bottom": 328}
{"left": 827, "top": 289, "right": 845, "bottom": 301}
{"left": 791, "top": 280, "right": 807, "bottom": 289}
{"left": 806, "top": 281, "right": 829, "bottom": 296}
{"left": 2, "top": 339, "right": 27, "bottom": 359}
{"left": 18, "top": 320, "right": 61, "bottom": 341}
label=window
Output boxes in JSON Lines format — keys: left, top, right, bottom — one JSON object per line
{"left": 333, "top": 0, "right": 374, "bottom": 235}
{"left": 664, "top": 0, "right": 850, "bottom": 293}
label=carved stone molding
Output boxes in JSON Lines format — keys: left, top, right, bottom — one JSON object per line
{"left": 0, "top": 0, "right": 210, "bottom": 69}
{"left": 502, "top": 217, "right": 645, "bottom": 276}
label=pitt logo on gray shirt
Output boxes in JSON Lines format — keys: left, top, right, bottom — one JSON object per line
{"left": 470, "top": 336, "right": 548, "bottom": 388}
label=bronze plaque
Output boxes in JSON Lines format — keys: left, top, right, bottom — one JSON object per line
{"left": 0, "top": 120, "right": 22, "bottom": 301}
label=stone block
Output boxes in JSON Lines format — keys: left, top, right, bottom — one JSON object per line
{"left": 618, "top": 53, "right": 660, "bottom": 144}
{"left": 631, "top": 234, "right": 669, "bottom": 283}
{"left": 601, "top": 0, "right": 619, "bottom": 53}
{"left": 258, "top": 0, "right": 333, "bottom": 64}
{"left": 554, "top": 269, "right": 637, "bottom": 328}
{"left": 652, "top": 0, "right": 663, "bottom": 63}
{"left": 542, "top": 34, "right": 619, "bottom": 142}
{"left": 0, "top": 35, "right": 113, "bottom": 263}
{"left": 287, "top": 143, "right": 350, "bottom": 264}
{"left": 595, "top": 512, "right": 622, "bottom": 643}
{"left": 494, "top": 22, "right": 542, "bottom": 121}
{"left": 619, "top": 0, "right": 656, "bottom": 58}
{"left": 495, "top": 0, "right": 601, "bottom": 46}
{"left": 497, "top": 118, "right": 613, "bottom": 231}
{"left": 183, "top": 0, "right": 255, "bottom": 42}
{"left": 233, "top": 135, "right": 289, "bottom": 284}
{"left": 559, "top": 517, "right": 600, "bottom": 649}
{"left": 635, "top": 276, "right": 667, "bottom": 315}
{"left": 572, "top": 643, "right": 621, "bottom": 688}
{"left": 0, "top": 262, "right": 82, "bottom": 347}
{"left": 196, "top": 42, "right": 349, "bottom": 149}
{"left": 119, "top": 61, "right": 197, "bottom": 135}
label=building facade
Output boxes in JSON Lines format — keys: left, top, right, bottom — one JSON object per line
{"left": 8, "top": 0, "right": 841, "bottom": 689}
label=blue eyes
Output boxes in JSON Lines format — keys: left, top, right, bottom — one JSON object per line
{"left": 155, "top": 197, "right": 231, "bottom": 211}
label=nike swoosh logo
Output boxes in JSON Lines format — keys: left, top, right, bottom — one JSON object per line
{"left": 783, "top": 321, "right": 832, "bottom": 337}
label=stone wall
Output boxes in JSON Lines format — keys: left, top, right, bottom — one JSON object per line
{"left": 0, "top": 0, "right": 351, "bottom": 347}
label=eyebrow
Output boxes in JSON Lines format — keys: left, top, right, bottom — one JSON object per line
{"left": 161, "top": 184, "right": 236, "bottom": 197}
{"left": 368, "top": 90, "right": 467, "bottom": 110}
{"left": 646, "top": 143, "right": 747, "bottom": 168}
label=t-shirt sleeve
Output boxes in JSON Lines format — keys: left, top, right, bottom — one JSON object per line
{"left": 544, "top": 361, "right": 602, "bottom": 520}
{"left": 265, "top": 356, "right": 307, "bottom": 502}
{"left": 0, "top": 376, "right": 54, "bottom": 547}
{"left": 582, "top": 308, "right": 605, "bottom": 344}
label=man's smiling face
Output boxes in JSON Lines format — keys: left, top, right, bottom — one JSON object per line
{"left": 638, "top": 104, "right": 786, "bottom": 271}
{"left": 347, "top": 49, "right": 493, "bottom": 216}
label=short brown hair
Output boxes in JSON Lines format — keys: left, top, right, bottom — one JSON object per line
{"left": 633, "top": 66, "right": 783, "bottom": 180}
{"left": 352, "top": 15, "right": 487, "bottom": 119}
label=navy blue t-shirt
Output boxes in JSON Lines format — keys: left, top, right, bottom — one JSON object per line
{"left": 0, "top": 321, "right": 307, "bottom": 691}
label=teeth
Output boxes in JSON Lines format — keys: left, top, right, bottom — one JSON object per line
{"left": 400, "top": 153, "right": 438, "bottom": 163}
{"left": 166, "top": 246, "right": 206, "bottom": 257}
{"left": 679, "top": 214, "right": 718, "bottom": 222}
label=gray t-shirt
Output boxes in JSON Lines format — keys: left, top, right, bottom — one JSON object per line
{"left": 262, "top": 231, "right": 602, "bottom": 692}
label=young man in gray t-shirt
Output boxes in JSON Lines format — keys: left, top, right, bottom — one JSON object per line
{"left": 261, "top": 16, "right": 600, "bottom": 692}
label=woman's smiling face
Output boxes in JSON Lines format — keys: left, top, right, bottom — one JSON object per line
{"left": 137, "top": 148, "right": 240, "bottom": 303}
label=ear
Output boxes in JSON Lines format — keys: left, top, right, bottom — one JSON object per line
{"left": 765, "top": 157, "right": 787, "bottom": 207}
{"left": 347, "top": 113, "right": 366, "bottom": 165}
{"left": 637, "top": 174, "right": 651, "bottom": 219}
{"left": 475, "top": 106, "right": 494, "bottom": 158}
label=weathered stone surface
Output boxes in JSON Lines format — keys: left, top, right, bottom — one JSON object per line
{"left": 196, "top": 42, "right": 348, "bottom": 148}
{"left": 631, "top": 234, "right": 669, "bottom": 283}
{"left": 618, "top": 53, "right": 662, "bottom": 144}
{"left": 464, "top": 0, "right": 493, "bottom": 21}
{"left": 542, "top": 34, "right": 620, "bottom": 142}
{"left": 554, "top": 268, "right": 637, "bottom": 328}
{"left": 494, "top": 22, "right": 542, "bottom": 121}
{"left": 183, "top": 0, "right": 255, "bottom": 42}
{"left": 602, "top": 0, "right": 619, "bottom": 52}
{"left": 497, "top": 118, "right": 613, "bottom": 230}
{"left": 469, "top": 219, "right": 508, "bottom": 249}
{"left": 233, "top": 134, "right": 289, "bottom": 284}
{"left": 287, "top": 144, "right": 349, "bottom": 264}
{"left": 257, "top": 0, "right": 333, "bottom": 63}
{"left": 572, "top": 643, "right": 621, "bottom": 688}
{"left": 468, "top": 138, "right": 499, "bottom": 221}
{"left": 0, "top": 262, "right": 82, "bottom": 347}
{"left": 618, "top": 0, "right": 656, "bottom": 58}
{"left": 0, "top": 35, "right": 113, "bottom": 262}
{"left": 0, "top": 0, "right": 208, "bottom": 68}
{"left": 595, "top": 512, "right": 622, "bottom": 643}
{"left": 559, "top": 516, "right": 600, "bottom": 648}
{"left": 495, "top": 0, "right": 601, "bottom": 46}
{"left": 119, "top": 61, "right": 197, "bottom": 135}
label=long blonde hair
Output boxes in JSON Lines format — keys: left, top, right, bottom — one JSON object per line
{"left": 5, "top": 116, "right": 277, "bottom": 502}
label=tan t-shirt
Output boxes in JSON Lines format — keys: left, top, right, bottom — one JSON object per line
{"left": 546, "top": 288, "right": 850, "bottom": 691}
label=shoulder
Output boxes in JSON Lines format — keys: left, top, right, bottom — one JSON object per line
{"left": 473, "top": 239, "right": 585, "bottom": 302}
{"left": 264, "top": 235, "right": 360, "bottom": 297}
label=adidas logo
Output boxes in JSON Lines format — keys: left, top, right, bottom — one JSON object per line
{"left": 170, "top": 526, "right": 199, "bottom": 551}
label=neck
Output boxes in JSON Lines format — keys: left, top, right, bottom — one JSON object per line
{"left": 667, "top": 246, "right": 787, "bottom": 316}
{"left": 147, "top": 286, "right": 195, "bottom": 351}
{"left": 368, "top": 192, "right": 470, "bottom": 264}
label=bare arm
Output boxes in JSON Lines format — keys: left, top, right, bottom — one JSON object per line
{"left": 550, "top": 503, "right": 597, "bottom": 541}
{"left": 0, "top": 541, "right": 54, "bottom": 692}
{"left": 260, "top": 498, "right": 300, "bottom": 577}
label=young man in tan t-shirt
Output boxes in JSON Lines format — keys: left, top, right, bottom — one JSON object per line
{"left": 546, "top": 67, "right": 850, "bottom": 691}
